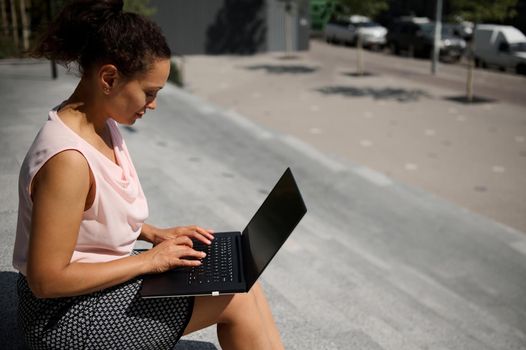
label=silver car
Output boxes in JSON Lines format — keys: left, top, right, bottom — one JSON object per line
{"left": 324, "top": 15, "right": 387, "bottom": 49}
{"left": 355, "top": 20, "right": 388, "bottom": 49}
{"left": 324, "top": 17, "right": 357, "bottom": 45}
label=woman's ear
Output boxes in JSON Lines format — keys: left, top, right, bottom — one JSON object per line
{"left": 99, "top": 64, "right": 119, "bottom": 95}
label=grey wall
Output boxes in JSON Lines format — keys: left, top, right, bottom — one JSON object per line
{"left": 151, "top": 0, "right": 309, "bottom": 55}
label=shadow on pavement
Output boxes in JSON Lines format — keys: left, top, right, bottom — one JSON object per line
{"left": 275, "top": 54, "right": 302, "bottom": 60}
{"left": 316, "top": 85, "right": 430, "bottom": 102}
{"left": 343, "top": 71, "right": 376, "bottom": 78}
{"left": 444, "top": 95, "right": 496, "bottom": 104}
{"left": 176, "top": 340, "right": 219, "bottom": 350}
{"left": 245, "top": 64, "right": 319, "bottom": 74}
{"left": 0, "top": 271, "right": 25, "bottom": 350}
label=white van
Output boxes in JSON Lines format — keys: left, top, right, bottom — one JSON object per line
{"left": 473, "top": 25, "right": 526, "bottom": 75}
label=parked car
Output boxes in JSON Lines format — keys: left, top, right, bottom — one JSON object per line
{"left": 353, "top": 18, "right": 388, "bottom": 50}
{"left": 324, "top": 16, "right": 358, "bottom": 45}
{"left": 473, "top": 25, "right": 526, "bottom": 75}
{"left": 324, "top": 15, "right": 387, "bottom": 49}
{"left": 386, "top": 17, "right": 466, "bottom": 62}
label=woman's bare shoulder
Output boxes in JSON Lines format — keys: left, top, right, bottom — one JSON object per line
{"left": 32, "top": 149, "right": 91, "bottom": 198}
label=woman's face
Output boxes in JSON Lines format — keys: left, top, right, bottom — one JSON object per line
{"left": 107, "top": 58, "right": 171, "bottom": 125}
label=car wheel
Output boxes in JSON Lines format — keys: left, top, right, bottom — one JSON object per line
{"left": 390, "top": 43, "right": 399, "bottom": 55}
{"left": 516, "top": 64, "right": 526, "bottom": 75}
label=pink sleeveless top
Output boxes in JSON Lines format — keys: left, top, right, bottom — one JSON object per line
{"left": 13, "top": 107, "right": 149, "bottom": 275}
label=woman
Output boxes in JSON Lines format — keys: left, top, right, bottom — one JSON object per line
{"left": 12, "top": 1, "right": 284, "bottom": 349}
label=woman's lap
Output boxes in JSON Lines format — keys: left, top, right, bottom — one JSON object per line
{"left": 17, "top": 274, "right": 194, "bottom": 350}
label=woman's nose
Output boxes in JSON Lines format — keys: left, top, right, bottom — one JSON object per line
{"left": 146, "top": 99, "right": 157, "bottom": 110}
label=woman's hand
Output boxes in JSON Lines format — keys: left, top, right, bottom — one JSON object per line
{"left": 141, "top": 236, "right": 207, "bottom": 274}
{"left": 146, "top": 225, "right": 215, "bottom": 246}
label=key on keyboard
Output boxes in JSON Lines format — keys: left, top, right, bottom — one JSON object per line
{"left": 188, "top": 236, "right": 234, "bottom": 285}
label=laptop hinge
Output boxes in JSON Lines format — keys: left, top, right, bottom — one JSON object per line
{"left": 236, "top": 234, "right": 245, "bottom": 284}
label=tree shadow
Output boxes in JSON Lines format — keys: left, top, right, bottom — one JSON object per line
{"left": 205, "top": 0, "right": 266, "bottom": 54}
{"left": 316, "top": 85, "right": 430, "bottom": 102}
{"left": 275, "top": 54, "right": 302, "bottom": 60}
{"left": 343, "top": 72, "right": 376, "bottom": 78}
{"left": 245, "top": 64, "right": 319, "bottom": 74}
{"left": 0, "top": 271, "right": 26, "bottom": 350}
{"left": 444, "top": 95, "right": 496, "bottom": 104}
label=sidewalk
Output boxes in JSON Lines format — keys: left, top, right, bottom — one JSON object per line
{"left": 182, "top": 40, "right": 526, "bottom": 234}
{"left": 1, "top": 60, "right": 526, "bottom": 349}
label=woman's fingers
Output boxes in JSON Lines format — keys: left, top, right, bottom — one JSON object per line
{"left": 174, "top": 235, "right": 193, "bottom": 248}
{"left": 146, "top": 239, "right": 208, "bottom": 273}
{"left": 179, "top": 225, "right": 214, "bottom": 244}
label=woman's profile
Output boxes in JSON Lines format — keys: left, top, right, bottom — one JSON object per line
{"left": 12, "top": 0, "right": 284, "bottom": 349}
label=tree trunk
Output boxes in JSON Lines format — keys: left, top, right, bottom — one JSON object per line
{"left": 284, "top": 2, "right": 293, "bottom": 56}
{"left": 356, "top": 32, "right": 364, "bottom": 75}
{"left": 9, "top": 0, "right": 18, "bottom": 50}
{"left": 1, "top": 0, "right": 8, "bottom": 37}
{"left": 19, "top": 0, "right": 29, "bottom": 50}
{"left": 465, "top": 24, "right": 476, "bottom": 102}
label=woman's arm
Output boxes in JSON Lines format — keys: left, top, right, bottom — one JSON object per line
{"left": 26, "top": 150, "right": 205, "bottom": 299}
{"left": 139, "top": 223, "right": 214, "bottom": 246}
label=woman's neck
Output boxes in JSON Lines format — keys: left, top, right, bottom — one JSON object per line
{"left": 60, "top": 78, "right": 109, "bottom": 136}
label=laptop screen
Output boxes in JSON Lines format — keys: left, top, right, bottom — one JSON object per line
{"left": 241, "top": 168, "right": 307, "bottom": 291}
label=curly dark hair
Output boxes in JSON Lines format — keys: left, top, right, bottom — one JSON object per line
{"left": 32, "top": 0, "right": 171, "bottom": 78}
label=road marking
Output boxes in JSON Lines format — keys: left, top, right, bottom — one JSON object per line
{"left": 405, "top": 163, "right": 418, "bottom": 171}
{"left": 359, "top": 139, "right": 373, "bottom": 147}
{"left": 425, "top": 129, "right": 436, "bottom": 136}
{"left": 492, "top": 166, "right": 506, "bottom": 174}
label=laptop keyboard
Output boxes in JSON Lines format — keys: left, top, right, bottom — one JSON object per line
{"left": 188, "top": 236, "right": 234, "bottom": 285}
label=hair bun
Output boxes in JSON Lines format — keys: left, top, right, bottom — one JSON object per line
{"left": 107, "top": 0, "right": 124, "bottom": 14}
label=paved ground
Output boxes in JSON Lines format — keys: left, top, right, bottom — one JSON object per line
{"left": 182, "top": 39, "right": 526, "bottom": 234}
{"left": 1, "top": 59, "right": 526, "bottom": 349}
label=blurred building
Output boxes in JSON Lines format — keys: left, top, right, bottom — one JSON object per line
{"left": 151, "top": 0, "right": 310, "bottom": 55}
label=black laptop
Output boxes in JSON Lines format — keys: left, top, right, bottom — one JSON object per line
{"left": 139, "top": 168, "right": 307, "bottom": 298}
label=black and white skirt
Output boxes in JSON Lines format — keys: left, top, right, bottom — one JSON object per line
{"left": 17, "top": 274, "right": 194, "bottom": 350}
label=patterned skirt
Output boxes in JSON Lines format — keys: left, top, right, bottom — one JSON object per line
{"left": 17, "top": 274, "right": 194, "bottom": 350}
